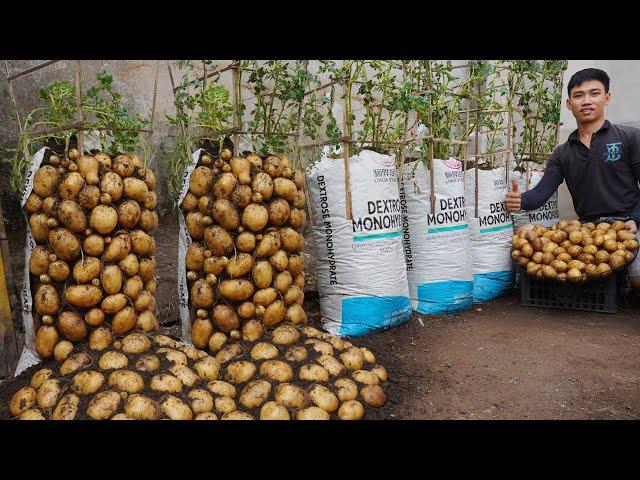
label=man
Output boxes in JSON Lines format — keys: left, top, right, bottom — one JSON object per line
{"left": 505, "top": 68, "right": 640, "bottom": 289}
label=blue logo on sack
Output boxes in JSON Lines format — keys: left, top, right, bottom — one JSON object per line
{"left": 605, "top": 142, "right": 622, "bottom": 162}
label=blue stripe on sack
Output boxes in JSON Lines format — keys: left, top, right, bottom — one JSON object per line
{"left": 479, "top": 223, "right": 513, "bottom": 234}
{"left": 427, "top": 224, "right": 469, "bottom": 234}
{"left": 339, "top": 296, "right": 412, "bottom": 336}
{"left": 353, "top": 231, "right": 402, "bottom": 242}
{"left": 416, "top": 280, "right": 473, "bottom": 314}
{"left": 472, "top": 270, "right": 514, "bottom": 303}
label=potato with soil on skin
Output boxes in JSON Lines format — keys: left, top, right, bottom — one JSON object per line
{"left": 58, "top": 311, "right": 87, "bottom": 342}
{"left": 34, "top": 284, "right": 60, "bottom": 316}
{"left": 170, "top": 364, "right": 200, "bottom": 387}
{"left": 99, "top": 351, "right": 129, "bottom": 370}
{"left": 273, "top": 177, "right": 298, "bottom": 202}
{"left": 260, "top": 360, "right": 294, "bottom": 382}
{"left": 100, "top": 265, "right": 123, "bottom": 296}
{"left": 237, "top": 301, "right": 256, "bottom": 320}
{"left": 83, "top": 234, "right": 105, "bottom": 257}
{"left": 317, "top": 355, "right": 345, "bottom": 376}
{"left": 87, "top": 391, "right": 121, "bottom": 420}
{"left": 191, "top": 318, "right": 214, "bottom": 349}
{"left": 193, "top": 357, "right": 220, "bottom": 382}
{"left": 190, "top": 279, "right": 215, "bottom": 309}
{"left": 78, "top": 185, "right": 100, "bottom": 210}
{"left": 48, "top": 228, "right": 81, "bottom": 262}
{"left": 242, "top": 203, "right": 269, "bottom": 232}
{"left": 57, "top": 200, "right": 87, "bottom": 233}
{"left": 300, "top": 364, "right": 330, "bottom": 383}
{"left": 250, "top": 342, "right": 279, "bottom": 361}
{"left": 70, "top": 371, "right": 105, "bottom": 396}
{"left": 29, "top": 246, "right": 51, "bottom": 276}
{"left": 235, "top": 231, "right": 256, "bottom": 253}
{"left": 340, "top": 347, "right": 365, "bottom": 371}
{"left": 83, "top": 322, "right": 111, "bottom": 348}
{"left": 204, "top": 226, "right": 234, "bottom": 257}
{"left": 158, "top": 348, "right": 188, "bottom": 365}
{"left": 212, "top": 305, "right": 240, "bottom": 333}
{"left": 232, "top": 185, "right": 253, "bottom": 208}
{"left": 252, "top": 260, "right": 274, "bottom": 289}
{"left": 208, "top": 332, "right": 227, "bottom": 353}
{"left": 214, "top": 172, "right": 238, "bottom": 200}
{"left": 352, "top": 370, "right": 381, "bottom": 386}
{"left": 360, "top": 385, "right": 387, "bottom": 408}
{"left": 219, "top": 279, "right": 255, "bottom": 302}
{"left": 112, "top": 306, "right": 137, "bottom": 335}
{"left": 213, "top": 199, "right": 240, "bottom": 231}
{"left": 334, "top": 378, "right": 359, "bottom": 402}
{"left": 239, "top": 380, "right": 272, "bottom": 409}
{"left": 136, "top": 355, "right": 161, "bottom": 373}
{"left": 275, "top": 383, "right": 307, "bottom": 409}
{"left": 285, "top": 346, "right": 309, "bottom": 363}
{"left": 30, "top": 369, "right": 53, "bottom": 390}
{"left": 252, "top": 172, "right": 274, "bottom": 200}
{"left": 36, "top": 379, "right": 62, "bottom": 409}
{"left": 255, "top": 231, "right": 281, "bottom": 258}
{"left": 241, "top": 319, "right": 264, "bottom": 341}
{"left": 138, "top": 258, "right": 156, "bottom": 282}
{"left": 288, "top": 208, "right": 307, "bottom": 229}
{"left": 286, "top": 304, "right": 307, "bottom": 325}
{"left": 263, "top": 300, "right": 287, "bottom": 327}
{"left": 270, "top": 251, "right": 289, "bottom": 274}
{"left": 260, "top": 401, "right": 291, "bottom": 420}
{"left": 33, "top": 165, "right": 59, "bottom": 197}
{"left": 29, "top": 213, "right": 50, "bottom": 243}
{"left": 296, "top": 406, "right": 330, "bottom": 420}
{"left": 10, "top": 387, "right": 37, "bottom": 417}
{"left": 188, "top": 389, "right": 214, "bottom": 414}
{"left": 309, "top": 384, "right": 339, "bottom": 413}
{"left": 226, "top": 253, "right": 253, "bottom": 279}
{"left": 185, "top": 243, "right": 206, "bottom": 271}
{"left": 63, "top": 284, "right": 103, "bottom": 309}
{"left": 268, "top": 199, "right": 291, "bottom": 226}
{"left": 25, "top": 192, "right": 43, "bottom": 214}
{"left": 35, "top": 325, "right": 59, "bottom": 359}
{"left": 338, "top": 400, "right": 365, "bottom": 420}
{"left": 207, "top": 380, "right": 237, "bottom": 398}
{"left": 224, "top": 361, "right": 256, "bottom": 384}
{"left": 59, "top": 172, "right": 85, "bottom": 201}
{"left": 150, "top": 374, "right": 183, "bottom": 393}
{"left": 101, "top": 293, "right": 128, "bottom": 315}
{"left": 121, "top": 333, "right": 151, "bottom": 354}
{"left": 186, "top": 211, "right": 206, "bottom": 240}
{"left": 123, "top": 395, "right": 161, "bottom": 420}
{"left": 280, "top": 227, "right": 303, "bottom": 252}
{"left": 50, "top": 393, "right": 80, "bottom": 420}
{"left": 72, "top": 256, "right": 101, "bottom": 284}
{"left": 103, "top": 234, "right": 132, "bottom": 262}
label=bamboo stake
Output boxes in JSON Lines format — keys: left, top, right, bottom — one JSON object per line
{"left": 342, "top": 61, "right": 353, "bottom": 221}
{"left": 145, "top": 60, "right": 160, "bottom": 166}
{"left": 231, "top": 63, "right": 239, "bottom": 157}
{"left": 474, "top": 79, "right": 480, "bottom": 219}
{"left": 426, "top": 60, "right": 436, "bottom": 215}
{"left": 74, "top": 61, "right": 84, "bottom": 154}
{"left": 6, "top": 60, "right": 61, "bottom": 83}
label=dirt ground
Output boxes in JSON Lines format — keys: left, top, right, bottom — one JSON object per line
{"left": 337, "top": 291, "right": 640, "bottom": 420}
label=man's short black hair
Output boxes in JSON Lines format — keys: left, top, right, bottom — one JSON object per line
{"left": 567, "top": 68, "right": 610, "bottom": 95}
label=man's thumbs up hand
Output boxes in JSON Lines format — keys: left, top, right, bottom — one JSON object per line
{"left": 506, "top": 179, "right": 522, "bottom": 212}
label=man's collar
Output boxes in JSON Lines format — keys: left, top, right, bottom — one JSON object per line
{"left": 568, "top": 120, "right": 611, "bottom": 143}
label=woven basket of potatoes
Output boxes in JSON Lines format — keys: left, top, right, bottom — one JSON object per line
{"left": 511, "top": 220, "right": 639, "bottom": 283}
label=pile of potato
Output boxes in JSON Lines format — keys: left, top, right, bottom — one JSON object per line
{"left": 181, "top": 149, "right": 307, "bottom": 347}
{"left": 8, "top": 325, "right": 388, "bottom": 420}
{"left": 511, "top": 220, "right": 639, "bottom": 282}
{"left": 25, "top": 149, "right": 159, "bottom": 361}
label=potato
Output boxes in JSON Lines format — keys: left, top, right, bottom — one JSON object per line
{"left": 34, "top": 324, "right": 58, "bottom": 359}
{"left": 284, "top": 286, "right": 303, "bottom": 306}
{"left": 250, "top": 342, "right": 279, "bottom": 361}
{"left": 252, "top": 172, "right": 274, "bottom": 200}
{"left": 70, "top": 370, "right": 105, "bottom": 396}
{"left": 207, "top": 380, "right": 237, "bottom": 398}
{"left": 150, "top": 374, "right": 183, "bottom": 393}
{"left": 296, "top": 406, "right": 330, "bottom": 420}
{"left": 239, "top": 380, "right": 272, "bottom": 409}
{"left": 112, "top": 306, "right": 137, "bottom": 335}
{"left": 286, "top": 304, "right": 307, "bottom": 325}
{"left": 138, "top": 258, "right": 156, "bottom": 282}
{"left": 71, "top": 256, "right": 100, "bottom": 284}
{"left": 57, "top": 200, "right": 87, "bottom": 233}
{"left": 231, "top": 185, "right": 253, "bottom": 209}
{"left": 262, "top": 300, "right": 286, "bottom": 328}
{"left": 99, "top": 293, "right": 127, "bottom": 315}
{"left": 57, "top": 311, "right": 86, "bottom": 342}
{"left": 18, "top": 409, "right": 46, "bottom": 420}
{"left": 326, "top": 337, "right": 347, "bottom": 352}
{"left": 25, "top": 192, "right": 43, "bottom": 214}
{"left": 521, "top": 244, "right": 533, "bottom": 258}
{"left": 279, "top": 228, "right": 303, "bottom": 253}
{"left": 179, "top": 343, "right": 204, "bottom": 361}
{"left": 226, "top": 253, "right": 253, "bottom": 279}
{"left": 315, "top": 355, "right": 344, "bottom": 377}
{"left": 258, "top": 360, "right": 293, "bottom": 382}
{"left": 208, "top": 332, "right": 227, "bottom": 353}
{"left": 115, "top": 200, "right": 141, "bottom": 229}
{"left": 190, "top": 318, "right": 213, "bottom": 349}
{"left": 87, "top": 205, "right": 118, "bottom": 235}
{"left": 144, "top": 278, "right": 158, "bottom": 295}
{"left": 104, "top": 234, "right": 132, "bottom": 262}
{"left": 81, "top": 235, "right": 104, "bottom": 258}
{"left": 360, "top": 385, "right": 386, "bottom": 408}
{"left": 270, "top": 250, "right": 289, "bottom": 273}
{"left": 214, "top": 172, "right": 238, "bottom": 199}
{"left": 242, "top": 204, "right": 269, "bottom": 232}
{"left": 578, "top": 253, "right": 595, "bottom": 264}
{"left": 10, "top": 387, "right": 37, "bottom": 416}
{"left": 624, "top": 239, "right": 639, "bottom": 250}
{"left": 299, "top": 364, "right": 330, "bottom": 383}
{"left": 98, "top": 351, "right": 128, "bottom": 370}
{"left": 121, "top": 332, "right": 151, "bottom": 354}
{"left": 265, "top": 325, "right": 297, "bottom": 346}
{"left": 219, "top": 279, "right": 255, "bottom": 302}
{"left": 288, "top": 208, "right": 307, "bottom": 229}
{"left": 260, "top": 401, "right": 291, "bottom": 420}
{"left": 77, "top": 185, "right": 100, "bottom": 211}
{"left": 85, "top": 325, "right": 113, "bottom": 350}
{"left": 29, "top": 246, "right": 51, "bottom": 276}
{"left": 541, "top": 265, "right": 557, "bottom": 279}
{"left": 194, "top": 356, "right": 221, "bottom": 381}
{"left": 282, "top": 346, "right": 307, "bottom": 364}
{"left": 224, "top": 361, "right": 256, "bottom": 384}
{"left": 255, "top": 231, "right": 281, "bottom": 258}
{"left": 29, "top": 213, "right": 50, "bottom": 243}
{"left": 228, "top": 156, "right": 250, "bottom": 185}
{"left": 248, "top": 261, "right": 273, "bottom": 291}
{"left": 186, "top": 211, "right": 206, "bottom": 240}
{"left": 211, "top": 199, "right": 239, "bottom": 231}
{"left": 235, "top": 302, "right": 256, "bottom": 321}
{"left": 58, "top": 172, "right": 85, "bottom": 200}
{"left": 185, "top": 243, "right": 206, "bottom": 271}
{"left": 273, "top": 177, "right": 297, "bottom": 202}
{"left": 204, "top": 226, "right": 234, "bottom": 256}
{"left": 122, "top": 395, "right": 161, "bottom": 420}
{"left": 186, "top": 389, "right": 214, "bottom": 415}
{"left": 168, "top": 364, "right": 199, "bottom": 388}
{"left": 36, "top": 379, "right": 62, "bottom": 409}
{"left": 273, "top": 384, "right": 306, "bottom": 410}
{"left": 187, "top": 166, "right": 212, "bottom": 197}
{"left": 334, "top": 378, "right": 359, "bottom": 402}
{"left": 48, "top": 228, "right": 81, "bottom": 262}
{"left": 123, "top": 278, "right": 143, "bottom": 302}
{"left": 33, "top": 165, "right": 59, "bottom": 197}
{"left": 267, "top": 199, "right": 291, "bottom": 226}
{"left": 597, "top": 262, "right": 613, "bottom": 277}
{"left": 30, "top": 369, "right": 53, "bottom": 391}
{"left": 211, "top": 304, "right": 240, "bottom": 333}
{"left": 136, "top": 355, "right": 161, "bottom": 372}
{"left": 309, "top": 384, "right": 339, "bottom": 413}
{"left": 337, "top": 400, "right": 365, "bottom": 420}
{"left": 609, "top": 254, "right": 626, "bottom": 269}
{"left": 123, "top": 177, "right": 149, "bottom": 203}
{"left": 110, "top": 154, "right": 134, "bottom": 178}
{"left": 87, "top": 391, "right": 121, "bottom": 420}
{"left": 340, "top": 348, "right": 365, "bottom": 371}
{"left": 33, "top": 284, "right": 60, "bottom": 316}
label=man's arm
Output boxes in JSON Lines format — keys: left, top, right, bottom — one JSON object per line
{"left": 625, "top": 129, "right": 640, "bottom": 233}
{"left": 505, "top": 149, "right": 564, "bottom": 212}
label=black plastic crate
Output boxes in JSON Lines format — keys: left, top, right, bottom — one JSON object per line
{"left": 520, "top": 272, "right": 620, "bottom": 313}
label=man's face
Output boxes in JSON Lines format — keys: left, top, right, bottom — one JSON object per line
{"left": 566, "top": 79, "right": 611, "bottom": 125}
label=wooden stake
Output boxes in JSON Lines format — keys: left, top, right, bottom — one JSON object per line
{"left": 232, "top": 63, "right": 240, "bottom": 157}
{"left": 145, "top": 60, "right": 160, "bottom": 166}
{"left": 74, "top": 61, "right": 84, "bottom": 154}
{"left": 342, "top": 62, "right": 353, "bottom": 221}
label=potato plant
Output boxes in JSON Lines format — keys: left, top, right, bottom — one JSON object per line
{"left": 8, "top": 327, "right": 389, "bottom": 420}
{"left": 26, "top": 150, "right": 159, "bottom": 360}
{"left": 182, "top": 149, "right": 308, "bottom": 347}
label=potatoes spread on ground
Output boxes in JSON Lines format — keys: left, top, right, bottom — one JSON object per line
{"left": 5, "top": 327, "right": 388, "bottom": 420}
{"left": 181, "top": 151, "right": 308, "bottom": 347}
{"left": 25, "top": 151, "right": 159, "bottom": 361}
{"left": 511, "top": 220, "right": 639, "bottom": 282}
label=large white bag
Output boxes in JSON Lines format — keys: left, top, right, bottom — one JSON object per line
{"left": 465, "top": 167, "right": 514, "bottom": 303}
{"left": 307, "top": 149, "right": 411, "bottom": 336}
{"left": 400, "top": 158, "right": 473, "bottom": 314}
{"left": 510, "top": 170, "right": 559, "bottom": 229}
